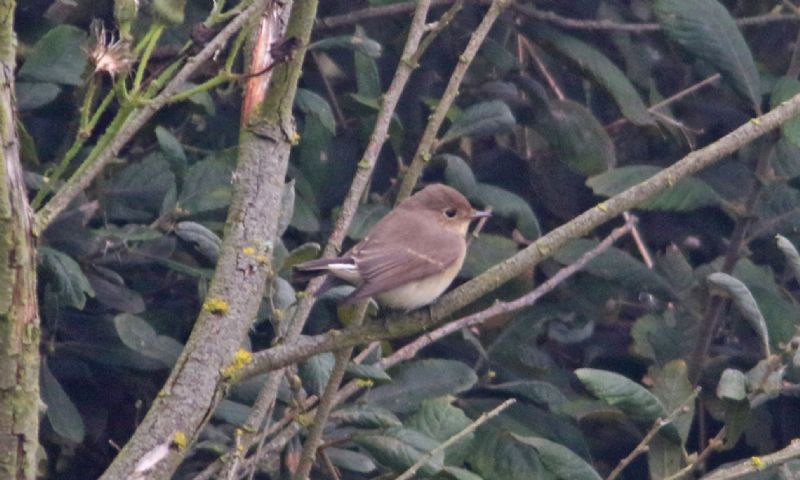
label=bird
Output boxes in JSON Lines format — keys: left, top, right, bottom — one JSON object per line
{"left": 294, "top": 184, "right": 490, "bottom": 310}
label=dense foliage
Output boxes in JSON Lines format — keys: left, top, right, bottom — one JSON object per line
{"left": 14, "top": 0, "right": 800, "bottom": 478}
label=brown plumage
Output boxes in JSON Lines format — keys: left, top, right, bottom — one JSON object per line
{"left": 294, "top": 184, "right": 489, "bottom": 310}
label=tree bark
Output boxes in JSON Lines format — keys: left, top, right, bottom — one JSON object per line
{"left": 0, "top": 1, "right": 43, "bottom": 479}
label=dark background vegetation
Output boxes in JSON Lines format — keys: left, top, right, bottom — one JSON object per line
{"left": 14, "top": 0, "right": 800, "bottom": 478}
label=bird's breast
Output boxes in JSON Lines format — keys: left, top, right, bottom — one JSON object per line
{"left": 375, "top": 250, "right": 466, "bottom": 310}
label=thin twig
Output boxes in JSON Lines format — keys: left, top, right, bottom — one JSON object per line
{"left": 606, "top": 388, "right": 700, "bottom": 480}
{"left": 315, "top": 0, "right": 799, "bottom": 32}
{"left": 395, "top": 398, "right": 516, "bottom": 480}
{"left": 519, "top": 36, "right": 564, "bottom": 101}
{"left": 292, "top": 301, "right": 368, "bottom": 480}
{"left": 702, "top": 439, "right": 800, "bottom": 480}
{"left": 664, "top": 427, "right": 726, "bottom": 480}
{"left": 395, "top": 0, "right": 507, "bottom": 202}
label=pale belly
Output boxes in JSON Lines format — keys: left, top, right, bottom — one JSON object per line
{"left": 375, "top": 258, "right": 463, "bottom": 310}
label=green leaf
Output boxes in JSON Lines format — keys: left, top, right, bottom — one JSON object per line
{"left": 296, "top": 89, "right": 337, "bottom": 134}
{"left": 771, "top": 77, "right": 800, "bottom": 148}
{"left": 331, "top": 405, "right": 402, "bottom": 429}
{"left": 310, "top": 32, "right": 383, "bottom": 58}
{"left": 649, "top": 360, "right": 694, "bottom": 443}
{"left": 510, "top": 434, "right": 602, "bottom": 480}
{"left": 536, "top": 99, "right": 615, "bottom": 176}
{"left": 354, "top": 26, "right": 382, "bottom": 98}
{"left": 707, "top": 272, "right": 771, "bottom": 357}
{"left": 472, "top": 184, "right": 540, "bottom": 239}
{"left": 717, "top": 368, "right": 747, "bottom": 401}
{"left": 16, "top": 82, "right": 62, "bottom": 111}
{"left": 440, "top": 100, "right": 516, "bottom": 145}
{"left": 533, "top": 26, "right": 653, "bottom": 126}
{"left": 174, "top": 221, "right": 222, "bottom": 262}
{"left": 408, "top": 398, "right": 473, "bottom": 464}
{"left": 87, "top": 270, "right": 145, "bottom": 314}
{"left": 487, "top": 381, "right": 568, "bottom": 411}
{"left": 575, "top": 368, "right": 680, "bottom": 442}
{"left": 299, "top": 352, "right": 336, "bottom": 396}
{"left": 587, "top": 165, "right": 720, "bottom": 211}
{"left": 42, "top": 363, "right": 86, "bottom": 443}
{"left": 347, "top": 202, "right": 390, "bottom": 240}
{"left": 471, "top": 427, "right": 551, "bottom": 480}
{"left": 113, "top": 313, "right": 182, "bottom": 367}
{"left": 354, "top": 427, "right": 444, "bottom": 476}
{"left": 654, "top": 0, "right": 761, "bottom": 110}
{"left": 553, "top": 239, "right": 673, "bottom": 297}
{"left": 435, "top": 466, "right": 484, "bottom": 480}
{"left": 326, "top": 447, "right": 378, "bottom": 474}
{"left": 104, "top": 154, "right": 176, "bottom": 221}
{"left": 367, "top": 359, "right": 478, "bottom": 414}
{"left": 153, "top": 0, "right": 186, "bottom": 24}
{"left": 441, "top": 154, "right": 478, "bottom": 194}
{"left": 155, "top": 126, "right": 187, "bottom": 170}
{"left": 463, "top": 234, "right": 518, "bottom": 278}
{"left": 777, "top": 235, "right": 800, "bottom": 284}
{"left": 346, "top": 363, "right": 392, "bottom": 383}
{"left": 178, "top": 157, "right": 232, "bottom": 215}
{"left": 19, "top": 25, "right": 87, "bottom": 86}
{"left": 39, "top": 247, "right": 95, "bottom": 309}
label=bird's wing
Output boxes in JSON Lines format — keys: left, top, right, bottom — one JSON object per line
{"left": 344, "top": 221, "right": 463, "bottom": 304}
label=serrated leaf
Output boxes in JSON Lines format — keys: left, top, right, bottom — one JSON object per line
{"left": 575, "top": 368, "right": 680, "bottom": 442}
{"left": 510, "top": 434, "right": 602, "bottom": 480}
{"left": 654, "top": 0, "right": 761, "bottom": 110}
{"left": 19, "top": 25, "right": 87, "bottom": 86}
{"left": 367, "top": 359, "right": 477, "bottom": 414}
{"left": 354, "top": 427, "right": 444, "bottom": 476}
{"left": 177, "top": 157, "right": 232, "bottom": 215}
{"left": 553, "top": 239, "right": 673, "bottom": 297}
{"left": 707, "top": 272, "right": 770, "bottom": 357}
{"left": 587, "top": 165, "right": 720, "bottom": 211}
{"left": 296, "top": 89, "right": 336, "bottom": 134}
{"left": 345, "top": 363, "right": 392, "bottom": 383}
{"left": 537, "top": 99, "right": 615, "bottom": 176}
{"left": 408, "top": 398, "right": 473, "bottom": 464}
{"left": 440, "top": 100, "right": 516, "bottom": 145}
{"left": 487, "top": 381, "right": 568, "bottom": 411}
{"left": 533, "top": 26, "right": 653, "bottom": 126}
{"left": 299, "top": 352, "right": 336, "bottom": 396}
{"left": 39, "top": 247, "right": 95, "bottom": 309}
{"left": 326, "top": 447, "right": 378, "bottom": 474}
{"left": 332, "top": 404, "right": 402, "bottom": 429}
{"left": 42, "top": 363, "right": 86, "bottom": 443}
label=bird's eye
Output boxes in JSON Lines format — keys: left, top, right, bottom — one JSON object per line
{"left": 443, "top": 208, "right": 457, "bottom": 218}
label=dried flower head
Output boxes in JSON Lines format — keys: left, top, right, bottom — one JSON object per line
{"left": 88, "top": 20, "right": 133, "bottom": 78}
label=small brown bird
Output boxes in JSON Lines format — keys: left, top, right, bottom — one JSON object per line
{"left": 295, "top": 184, "right": 490, "bottom": 310}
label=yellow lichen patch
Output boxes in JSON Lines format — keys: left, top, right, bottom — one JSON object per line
{"left": 290, "top": 131, "right": 301, "bottom": 145}
{"left": 749, "top": 118, "right": 762, "bottom": 126}
{"left": 172, "top": 431, "right": 187, "bottom": 450}
{"left": 597, "top": 202, "right": 609, "bottom": 212}
{"left": 242, "top": 246, "right": 256, "bottom": 256}
{"left": 222, "top": 348, "right": 253, "bottom": 379}
{"left": 296, "top": 413, "right": 314, "bottom": 427}
{"left": 751, "top": 456, "right": 764, "bottom": 469}
{"left": 255, "top": 255, "right": 269, "bottom": 265}
{"left": 202, "top": 298, "right": 229, "bottom": 316}
{"left": 355, "top": 378, "right": 374, "bottom": 388}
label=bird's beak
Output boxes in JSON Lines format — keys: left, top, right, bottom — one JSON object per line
{"left": 471, "top": 209, "right": 491, "bottom": 220}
